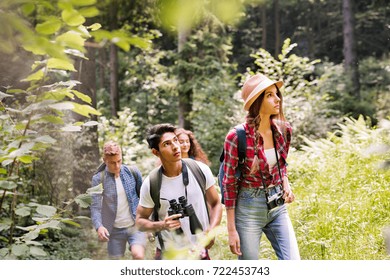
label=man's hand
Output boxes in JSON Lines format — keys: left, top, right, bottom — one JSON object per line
{"left": 162, "top": 213, "right": 182, "bottom": 231}
{"left": 97, "top": 226, "right": 110, "bottom": 242}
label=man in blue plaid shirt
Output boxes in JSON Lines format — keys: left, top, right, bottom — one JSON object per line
{"left": 90, "top": 141, "right": 146, "bottom": 259}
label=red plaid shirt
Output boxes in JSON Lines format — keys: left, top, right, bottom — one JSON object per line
{"left": 222, "top": 118, "right": 292, "bottom": 209}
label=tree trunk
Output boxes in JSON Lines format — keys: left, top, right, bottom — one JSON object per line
{"left": 72, "top": 46, "right": 100, "bottom": 213}
{"left": 177, "top": 20, "right": 192, "bottom": 130}
{"left": 261, "top": 4, "right": 267, "bottom": 49}
{"left": 109, "top": 0, "right": 119, "bottom": 117}
{"left": 109, "top": 44, "right": 119, "bottom": 117}
{"left": 342, "top": 0, "right": 360, "bottom": 98}
{"left": 274, "top": 0, "right": 280, "bottom": 57}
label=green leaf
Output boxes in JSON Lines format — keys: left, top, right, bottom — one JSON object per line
{"left": 36, "top": 18, "right": 62, "bottom": 35}
{"left": 71, "top": 0, "right": 97, "bottom": 6}
{"left": 47, "top": 58, "right": 76, "bottom": 71}
{"left": 0, "top": 91, "right": 12, "bottom": 101}
{"left": 0, "top": 248, "right": 8, "bottom": 257}
{"left": 15, "top": 207, "right": 31, "bottom": 217}
{"left": 36, "top": 205, "right": 57, "bottom": 217}
{"left": 11, "top": 244, "right": 29, "bottom": 257}
{"left": 79, "top": 7, "right": 100, "bottom": 18}
{"left": 83, "top": 121, "right": 99, "bottom": 127}
{"left": 24, "top": 229, "right": 40, "bottom": 241}
{"left": 18, "top": 155, "right": 36, "bottom": 164}
{"left": 1, "top": 159, "right": 14, "bottom": 167}
{"left": 71, "top": 90, "right": 91, "bottom": 104}
{"left": 35, "top": 135, "right": 57, "bottom": 145}
{"left": 21, "top": 3, "right": 36, "bottom": 16}
{"left": 22, "top": 69, "right": 44, "bottom": 82}
{"left": 0, "top": 220, "right": 11, "bottom": 231}
{"left": 30, "top": 246, "right": 47, "bottom": 257}
{"left": 8, "top": 142, "right": 35, "bottom": 158}
{"left": 88, "top": 23, "right": 101, "bottom": 31}
{"left": 75, "top": 193, "right": 92, "bottom": 208}
{"left": 62, "top": 9, "right": 86, "bottom": 26}
{"left": 0, "top": 168, "right": 7, "bottom": 174}
{"left": 48, "top": 101, "right": 74, "bottom": 111}
{"left": 0, "top": 181, "right": 17, "bottom": 190}
{"left": 86, "top": 183, "right": 103, "bottom": 194}
{"left": 61, "top": 218, "right": 81, "bottom": 227}
{"left": 56, "top": 31, "right": 86, "bottom": 51}
{"left": 61, "top": 124, "right": 82, "bottom": 132}
{"left": 128, "top": 36, "right": 151, "bottom": 50}
{"left": 112, "top": 37, "right": 130, "bottom": 52}
{"left": 40, "top": 220, "right": 61, "bottom": 230}
{"left": 71, "top": 103, "right": 101, "bottom": 117}
{"left": 39, "top": 115, "right": 64, "bottom": 125}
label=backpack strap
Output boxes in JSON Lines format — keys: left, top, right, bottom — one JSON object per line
{"left": 148, "top": 166, "right": 164, "bottom": 251}
{"left": 128, "top": 166, "right": 141, "bottom": 197}
{"left": 182, "top": 158, "right": 206, "bottom": 195}
{"left": 235, "top": 124, "right": 247, "bottom": 177}
{"left": 182, "top": 158, "right": 209, "bottom": 220}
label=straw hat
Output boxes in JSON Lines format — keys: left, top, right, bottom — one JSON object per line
{"left": 241, "top": 74, "right": 283, "bottom": 111}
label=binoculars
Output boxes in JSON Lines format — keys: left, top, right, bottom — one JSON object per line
{"left": 168, "top": 196, "right": 203, "bottom": 235}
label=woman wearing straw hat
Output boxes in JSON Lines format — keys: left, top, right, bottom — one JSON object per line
{"left": 222, "top": 73, "right": 300, "bottom": 260}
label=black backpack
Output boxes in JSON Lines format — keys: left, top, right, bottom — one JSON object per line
{"left": 217, "top": 124, "right": 247, "bottom": 204}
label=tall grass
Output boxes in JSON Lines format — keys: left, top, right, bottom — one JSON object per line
{"left": 287, "top": 116, "right": 390, "bottom": 259}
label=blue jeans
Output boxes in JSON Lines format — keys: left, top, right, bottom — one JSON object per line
{"left": 235, "top": 187, "right": 300, "bottom": 260}
{"left": 107, "top": 226, "right": 146, "bottom": 258}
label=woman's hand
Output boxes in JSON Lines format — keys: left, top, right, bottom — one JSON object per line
{"left": 282, "top": 176, "right": 295, "bottom": 203}
{"left": 228, "top": 229, "right": 242, "bottom": 256}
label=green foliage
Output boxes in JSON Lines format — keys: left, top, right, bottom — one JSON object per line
{"left": 178, "top": 22, "right": 242, "bottom": 172}
{"left": 315, "top": 56, "right": 390, "bottom": 124}
{"left": 248, "top": 38, "right": 339, "bottom": 146}
{"left": 287, "top": 116, "right": 390, "bottom": 259}
{"left": 0, "top": 0, "right": 112, "bottom": 259}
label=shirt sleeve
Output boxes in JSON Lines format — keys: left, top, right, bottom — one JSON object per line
{"left": 196, "top": 160, "right": 216, "bottom": 191}
{"left": 90, "top": 173, "right": 103, "bottom": 230}
{"left": 222, "top": 128, "right": 240, "bottom": 209}
{"left": 138, "top": 176, "right": 154, "bottom": 209}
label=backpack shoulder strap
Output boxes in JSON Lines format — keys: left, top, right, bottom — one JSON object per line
{"left": 148, "top": 165, "right": 164, "bottom": 251}
{"left": 235, "top": 124, "right": 246, "bottom": 164}
{"left": 149, "top": 166, "right": 163, "bottom": 211}
{"left": 182, "top": 158, "right": 206, "bottom": 194}
{"left": 128, "top": 166, "right": 141, "bottom": 197}
{"left": 182, "top": 158, "right": 210, "bottom": 220}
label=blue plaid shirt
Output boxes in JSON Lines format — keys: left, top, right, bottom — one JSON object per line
{"left": 90, "top": 165, "right": 142, "bottom": 233}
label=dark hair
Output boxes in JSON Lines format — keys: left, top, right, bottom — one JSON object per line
{"left": 146, "top": 123, "right": 177, "bottom": 151}
{"left": 175, "top": 128, "right": 211, "bottom": 166}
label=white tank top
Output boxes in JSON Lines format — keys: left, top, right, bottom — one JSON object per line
{"left": 264, "top": 148, "right": 278, "bottom": 171}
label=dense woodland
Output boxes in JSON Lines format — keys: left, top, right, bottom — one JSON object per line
{"left": 0, "top": 0, "right": 389, "bottom": 260}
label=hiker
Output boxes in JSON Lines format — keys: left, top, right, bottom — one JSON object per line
{"left": 222, "top": 73, "right": 300, "bottom": 260}
{"left": 175, "top": 128, "right": 211, "bottom": 166}
{"left": 136, "top": 123, "right": 222, "bottom": 259}
{"left": 90, "top": 140, "right": 146, "bottom": 259}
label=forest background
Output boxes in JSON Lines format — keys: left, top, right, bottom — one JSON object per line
{"left": 0, "top": 0, "right": 389, "bottom": 260}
